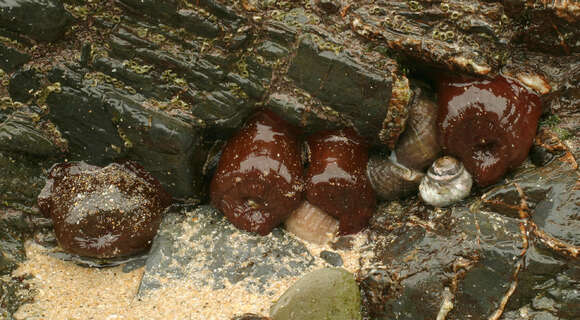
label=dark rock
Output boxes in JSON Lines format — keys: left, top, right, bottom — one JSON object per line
{"left": 319, "top": 250, "right": 343, "bottom": 267}
{"left": 138, "top": 205, "right": 314, "bottom": 294}
{"left": 0, "top": 42, "right": 29, "bottom": 72}
{"left": 0, "top": 152, "right": 47, "bottom": 206}
{"left": 0, "top": 209, "right": 34, "bottom": 318}
{"left": 362, "top": 158, "right": 580, "bottom": 319}
{"left": 105, "top": 90, "right": 207, "bottom": 200}
{"left": 481, "top": 160, "right": 580, "bottom": 246}
{"left": 256, "top": 40, "right": 289, "bottom": 60}
{"left": 0, "top": 0, "right": 69, "bottom": 42}
{"left": 288, "top": 33, "right": 402, "bottom": 145}
{"left": 45, "top": 73, "right": 207, "bottom": 199}
{"left": 0, "top": 111, "right": 61, "bottom": 156}
{"left": 8, "top": 68, "right": 42, "bottom": 103}
{"left": 315, "top": 0, "right": 341, "bottom": 14}
{"left": 177, "top": 9, "right": 221, "bottom": 38}
{"left": 45, "top": 85, "right": 125, "bottom": 164}
{"left": 0, "top": 209, "right": 32, "bottom": 273}
{"left": 118, "top": 0, "right": 180, "bottom": 22}
{"left": 266, "top": 92, "right": 341, "bottom": 135}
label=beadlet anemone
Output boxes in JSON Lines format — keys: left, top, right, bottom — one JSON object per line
{"left": 437, "top": 76, "right": 542, "bottom": 186}
{"left": 210, "top": 110, "right": 304, "bottom": 235}
{"left": 305, "top": 128, "right": 376, "bottom": 235}
{"left": 37, "top": 161, "right": 172, "bottom": 258}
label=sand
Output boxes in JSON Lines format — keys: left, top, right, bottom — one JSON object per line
{"left": 13, "top": 230, "right": 369, "bottom": 320}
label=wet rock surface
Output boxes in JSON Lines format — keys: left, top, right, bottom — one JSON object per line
{"left": 0, "top": 0, "right": 69, "bottom": 42}
{"left": 361, "top": 156, "right": 580, "bottom": 320}
{"left": 0, "top": 0, "right": 578, "bottom": 318}
{"left": 138, "top": 205, "right": 314, "bottom": 294}
{"left": 0, "top": 209, "right": 35, "bottom": 318}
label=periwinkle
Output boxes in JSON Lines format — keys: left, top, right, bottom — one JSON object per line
{"left": 419, "top": 156, "right": 472, "bottom": 207}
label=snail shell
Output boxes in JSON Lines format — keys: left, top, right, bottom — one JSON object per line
{"left": 366, "top": 154, "right": 424, "bottom": 201}
{"left": 284, "top": 201, "right": 339, "bottom": 245}
{"left": 419, "top": 156, "right": 472, "bottom": 207}
{"left": 395, "top": 86, "right": 441, "bottom": 171}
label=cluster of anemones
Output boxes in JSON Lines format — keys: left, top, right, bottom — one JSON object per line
{"left": 209, "top": 111, "right": 375, "bottom": 239}
{"left": 38, "top": 76, "right": 543, "bottom": 256}
{"left": 210, "top": 75, "right": 543, "bottom": 241}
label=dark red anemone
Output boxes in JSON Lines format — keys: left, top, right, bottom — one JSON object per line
{"left": 438, "top": 76, "right": 542, "bottom": 186}
{"left": 210, "top": 110, "right": 304, "bottom": 235}
{"left": 37, "top": 161, "right": 172, "bottom": 258}
{"left": 305, "top": 128, "right": 376, "bottom": 235}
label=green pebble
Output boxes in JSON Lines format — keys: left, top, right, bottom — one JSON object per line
{"left": 270, "top": 268, "right": 362, "bottom": 320}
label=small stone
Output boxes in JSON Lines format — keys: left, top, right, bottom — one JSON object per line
{"left": 320, "top": 250, "right": 343, "bottom": 267}
{"left": 270, "top": 268, "right": 362, "bottom": 320}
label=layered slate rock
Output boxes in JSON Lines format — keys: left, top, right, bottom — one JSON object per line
{"left": 0, "top": 110, "right": 61, "bottom": 156}
{"left": 45, "top": 67, "right": 206, "bottom": 199}
{"left": 288, "top": 33, "right": 398, "bottom": 145}
{"left": 138, "top": 205, "right": 314, "bottom": 294}
{"left": 0, "top": 209, "right": 35, "bottom": 318}
{"left": 0, "top": 42, "right": 29, "bottom": 73}
{"left": 0, "top": 0, "right": 69, "bottom": 42}
{"left": 0, "top": 152, "right": 47, "bottom": 207}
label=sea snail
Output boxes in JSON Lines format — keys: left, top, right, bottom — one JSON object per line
{"left": 419, "top": 156, "right": 473, "bottom": 207}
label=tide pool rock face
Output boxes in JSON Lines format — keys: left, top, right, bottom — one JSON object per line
{"left": 0, "top": 0, "right": 69, "bottom": 42}
{"left": 138, "top": 205, "right": 314, "bottom": 294}
{"left": 270, "top": 268, "right": 362, "bottom": 320}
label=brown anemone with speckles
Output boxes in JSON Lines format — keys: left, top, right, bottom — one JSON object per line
{"left": 37, "top": 161, "right": 172, "bottom": 258}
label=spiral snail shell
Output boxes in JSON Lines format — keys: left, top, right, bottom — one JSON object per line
{"left": 395, "top": 85, "right": 441, "bottom": 171}
{"left": 366, "top": 154, "right": 424, "bottom": 201}
{"left": 419, "top": 156, "right": 472, "bottom": 207}
{"left": 365, "top": 85, "right": 439, "bottom": 201}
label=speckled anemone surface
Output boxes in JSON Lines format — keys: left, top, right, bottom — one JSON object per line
{"left": 37, "top": 161, "right": 172, "bottom": 258}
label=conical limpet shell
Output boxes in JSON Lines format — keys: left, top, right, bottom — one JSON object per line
{"left": 284, "top": 201, "right": 339, "bottom": 245}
